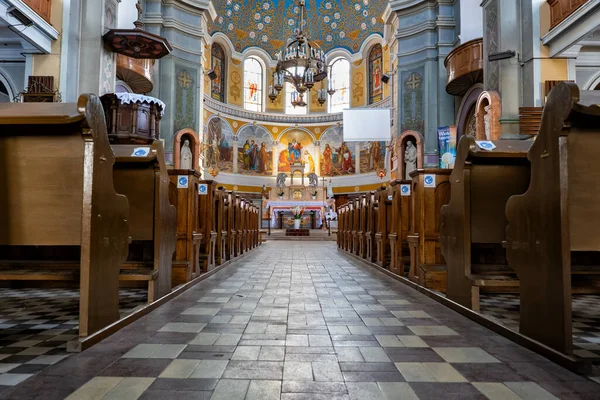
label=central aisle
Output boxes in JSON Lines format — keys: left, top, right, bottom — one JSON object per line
{"left": 6, "top": 242, "right": 598, "bottom": 399}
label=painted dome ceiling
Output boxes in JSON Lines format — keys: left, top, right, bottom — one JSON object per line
{"left": 209, "top": 0, "right": 387, "bottom": 57}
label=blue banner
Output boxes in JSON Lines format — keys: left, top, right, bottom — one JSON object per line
{"left": 438, "top": 126, "right": 457, "bottom": 169}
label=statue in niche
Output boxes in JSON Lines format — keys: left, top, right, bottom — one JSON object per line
{"left": 483, "top": 105, "right": 491, "bottom": 140}
{"left": 327, "top": 180, "right": 334, "bottom": 199}
{"left": 404, "top": 140, "right": 417, "bottom": 180}
{"left": 180, "top": 139, "right": 193, "bottom": 170}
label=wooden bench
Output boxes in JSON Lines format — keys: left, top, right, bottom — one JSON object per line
{"left": 365, "top": 193, "right": 377, "bottom": 262}
{"left": 440, "top": 136, "right": 532, "bottom": 310}
{"left": 198, "top": 180, "right": 217, "bottom": 272}
{"left": 375, "top": 187, "right": 393, "bottom": 269}
{"left": 505, "top": 82, "right": 600, "bottom": 354}
{"left": 407, "top": 169, "right": 451, "bottom": 292}
{"left": 337, "top": 205, "right": 346, "bottom": 250}
{"left": 168, "top": 169, "right": 202, "bottom": 286}
{"left": 111, "top": 141, "right": 176, "bottom": 302}
{"left": 357, "top": 195, "right": 367, "bottom": 258}
{"left": 389, "top": 179, "right": 412, "bottom": 276}
{"left": 225, "top": 191, "right": 237, "bottom": 260}
{"left": 214, "top": 188, "right": 227, "bottom": 265}
{"left": 0, "top": 94, "right": 130, "bottom": 337}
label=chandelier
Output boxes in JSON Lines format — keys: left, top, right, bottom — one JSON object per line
{"left": 268, "top": 0, "right": 335, "bottom": 108}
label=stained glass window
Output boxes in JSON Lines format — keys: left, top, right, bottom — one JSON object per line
{"left": 328, "top": 57, "right": 350, "bottom": 113}
{"left": 368, "top": 44, "right": 383, "bottom": 104}
{"left": 285, "top": 82, "right": 308, "bottom": 115}
{"left": 244, "top": 57, "right": 263, "bottom": 112}
{"left": 211, "top": 44, "right": 226, "bottom": 103}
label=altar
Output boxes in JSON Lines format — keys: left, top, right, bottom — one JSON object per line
{"left": 265, "top": 200, "right": 328, "bottom": 229}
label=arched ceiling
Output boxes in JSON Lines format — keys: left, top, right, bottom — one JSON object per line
{"left": 209, "top": 0, "right": 387, "bottom": 57}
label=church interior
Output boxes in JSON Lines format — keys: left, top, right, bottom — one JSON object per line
{"left": 1, "top": 0, "right": 600, "bottom": 398}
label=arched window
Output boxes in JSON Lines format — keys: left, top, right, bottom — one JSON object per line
{"left": 211, "top": 44, "right": 226, "bottom": 103}
{"left": 328, "top": 58, "right": 350, "bottom": 113}
{"left": 244, "top": 57, "right": 263, "bottom": 112}
{"left": 285, "top": 82, "right": 308, "bottom": 115}
{"left": 368, "top": 44, "right": 383, "bottom": 104}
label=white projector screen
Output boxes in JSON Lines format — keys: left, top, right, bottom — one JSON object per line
{"left": 342, "top": 108, "right": 392, "bottom": 142}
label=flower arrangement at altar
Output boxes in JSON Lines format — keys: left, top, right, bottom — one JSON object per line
{"left": 290, "top": 206, "right": 304, "bottom": 220}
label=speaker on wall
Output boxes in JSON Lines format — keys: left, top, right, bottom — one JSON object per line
{"left": 381, "top": 74, "right": 390, "bottom": 84}
{"left": 207, "top": 69, "right": 218, "bottom": 80}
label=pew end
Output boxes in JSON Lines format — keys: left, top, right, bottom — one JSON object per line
{"left": 0, "top": 95, "right": 130, "bottom": 337}
{"left": 111, "top": 141, "right": 176, "bottom": 303}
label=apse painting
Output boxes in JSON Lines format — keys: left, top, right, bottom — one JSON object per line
{"left": 359, "top": 141, "right": 385, "bottom": 173}
{"left": 277, "top": 130, "right": 316, "bottom": 174}
{"left": 320, "top": 127, "right": 355, "bottom": 176}
{"left": 237, "top": 125, "right": 273, "bottom": 175}
{"left": 205, "top": 117, "right": 235, "bottom": 173}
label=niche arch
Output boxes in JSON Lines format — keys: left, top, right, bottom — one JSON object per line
{"left": 174, "top": 128, "right": 200, "bottom": 171}
{"left": 475, "top": 91, "right": 501, "bottom": 141}
{"left": 396, "top": 130, "right": 424, "bottom": 181}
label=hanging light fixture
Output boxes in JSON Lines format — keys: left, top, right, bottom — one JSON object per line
{"left": 268, "top": 0, "right": 334, "bottom": 108}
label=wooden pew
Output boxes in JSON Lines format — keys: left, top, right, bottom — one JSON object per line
{"left": 337, "top": 205, "right": 346, "bottom": 250}
{"left": 440, "top": 136, "right": 532, "bottom": 310}
{"left": 169, "top": 169, "right": 202, "bottom": 286}
{"left": 250, "top": 204, "right": 258, "bottom": 249}
{"left": 389, "top": 180, "right": 412, "bottom": 276}
{"left": 505, "top": 83, "right": 600, "bottom": 353}
{"left": 357, "top": 195, "right": 367, "bottom": 258}
{"left": 375, "top": 187, "right": 392, "bottom": 268}
{"left": 365, "top": 192, "right": 377, "bottom": 263}
{"left": 234, "top": 195, "right": 243, "bottom": 257}
{"left": 346, "top": 201, "right": 354, "bottom": 252}
{"left": 407, "top": 169, "right": 451, "bottom": 292}
{"left": 225, "top": 191, "right": 237, "bottom": 260}
{"left": 352, "top": 198, "right": 361, "bottom": 256}
{"left": 111, "top": 141, "right": 176, "bottom": 302}
{"left": 0, "top": 94, "right": 129, "bottom": 337}
{"left": 214, "top": 188, "right": 227, "bottom": 265}
{"left": 198, "top": 180, "right": 217, "bottom": 272}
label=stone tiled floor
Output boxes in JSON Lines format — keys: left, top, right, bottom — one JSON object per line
{"left": 3, "top": 242, "right": 600, "bottom": 399}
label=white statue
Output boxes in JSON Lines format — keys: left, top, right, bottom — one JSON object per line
{"left": 404, "top": 141, "right": 417, "bottom": 180}
{"left": 327, "top": 180, "right": 334, "bottom": 199}
{"left": 483, "top": 105, "right": 491, "bottom": 141}
{"left": 180, "top": 139, "right": 193, "bottom": 170}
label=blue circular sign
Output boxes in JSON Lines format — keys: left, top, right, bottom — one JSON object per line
{"left": 401, "top": 186, "right": 409, "bottom": 194}
{"left": 425, "top": 176, "right": 434, "bottom": 185}
{"left": 179, "top": 177, "right": 188, "bottom": 186}
{"left": 480, "top": 142, "right": 493, "bottom": 149}
{"left": 134, "top": 149, "right": 146, "bottom": 156}
{"left": 199, "top": 185, "right": 207, "bottom": 193}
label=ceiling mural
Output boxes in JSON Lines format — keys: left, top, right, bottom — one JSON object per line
{"left": 209, "top": 0, "right": 387, "bottom": 57}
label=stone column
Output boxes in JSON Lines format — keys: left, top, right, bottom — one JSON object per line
{"left": 314, "top": 140, "right": 321, "bottom": 176}
{"left": 78, "top": 0, "right": 108, "bottom": 95}
{"left": 482, "top": 0, "right": 525, "bottom": 138}
{"left": 272, "top": 141, "right": 279, "bottom": 176}
{"left": 354, "top": 143, "right": 361, "bottom": 174}
{"left": 232, "top": 138, "right": 239, "bottom": 174}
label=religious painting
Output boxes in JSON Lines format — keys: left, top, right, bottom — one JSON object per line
{"left": 359, "top": 141, "right": 386, "bottom": 173}
{"left": 174, "top": 65, "right": 197, "bottom": 133}
{"left": 205, "top": 116, "right": 234, "bottom": 173}
{"left": 211, "top": 44, "right": 226, "bottom": 103}
{"left": 368, "top": 44, "right": 383, "bottom": 105}
{"left": 401, "top": 68, "right": 425, "bottom": 134}
{"left": 320, "top": 127, "right": 355, "bottom": 176}
{"left": 237, "top": 124, "right": 273, "bottom": 175}
{"left": 277, "top": 130, "right": 316, "bottom": 175}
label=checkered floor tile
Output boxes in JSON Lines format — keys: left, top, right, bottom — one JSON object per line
{"left": 480, "top": 294, "right": 600, "bottom": 360}
{"left": 2, "top": 243, "right": 599, "bottom": 399}
{"left": 0, "top": 288, "right": 147, "bottom": 388}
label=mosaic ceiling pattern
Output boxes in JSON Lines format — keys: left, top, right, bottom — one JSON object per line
{"left": 209, "top": 0, "right": 387, "bottom": 56}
